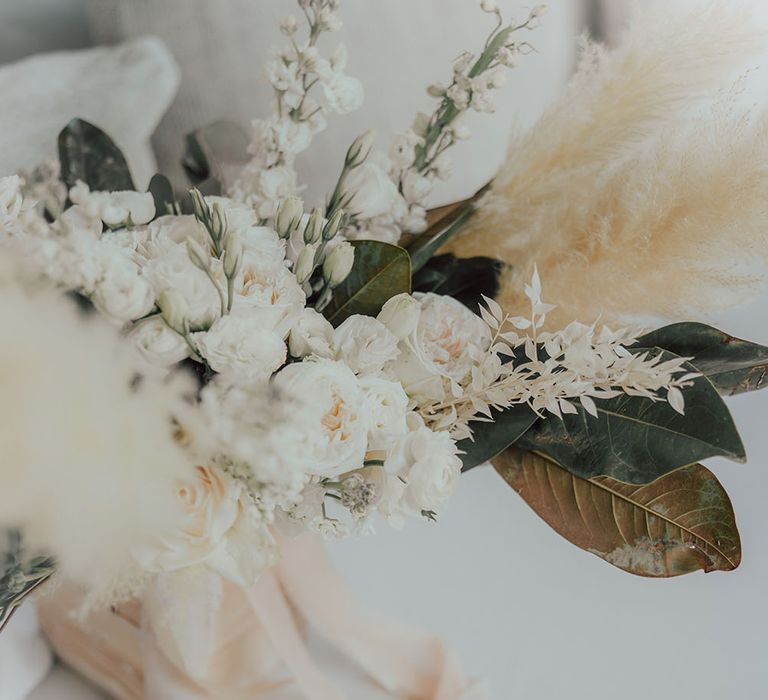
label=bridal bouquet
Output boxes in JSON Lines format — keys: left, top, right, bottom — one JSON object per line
{"left": 2, "top": 0, "right": 768, "bottom": 695}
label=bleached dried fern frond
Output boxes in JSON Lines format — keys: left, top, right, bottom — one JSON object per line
{"left": 446, "top": 1, "right": 768, "bottom": 327}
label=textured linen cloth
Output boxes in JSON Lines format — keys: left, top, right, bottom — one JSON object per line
{"left": 0, "top": 36, "right": 179, "bottom": 188}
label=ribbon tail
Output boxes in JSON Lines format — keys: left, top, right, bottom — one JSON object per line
{"left": 245, "top": 569, "right": 346, "bottom": 700}
{"left": 275, "top": 533, "right": 474, "bottom": 700}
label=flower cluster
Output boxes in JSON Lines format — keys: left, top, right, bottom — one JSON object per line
{"left": 230, "top": 0, "right": 363, "bottom": 220}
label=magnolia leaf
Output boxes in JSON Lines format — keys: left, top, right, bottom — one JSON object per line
{"left": 412, "top": 253, "right": 505, "bottom": 312}
{"left": 147, "top": 174, "right": 176, "bottom": 218}
{"left": 0, "top": 531, "right": 55, "bottom": 633}
{"left": 494, "top": 447, "right": 741, "bottom": 577}
{"left": 634, "top": 322, "right": 768, "bottom": 396}
{"left": 323, "top": 241, "right": 411, "bottom": 326}
{"left": 58, "top": 118, "right": 134, "bottom": 192}
{"left": 183, "top": 120, "right": 250, "bottom": 190}
{"left": 458, "top": 403, "right": 538, "bottom": 472}
{"left": 516, "top": 351, "right": 745, "bottom": 484}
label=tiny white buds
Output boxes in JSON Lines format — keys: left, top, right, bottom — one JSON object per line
{"left": 189, "top": 188, "right": 206, "bottom": 221}
{"left": 322, "top": 208, "right": 345, "bottom": 241}
{"left": 303, "top": 206, "right": 325, "bottom": 245}
{"left": 344, "top": 129, "right": 376, "bottom": 169}
{"left": 480, "top": 0, "right": 499, "bottom": 14}
{"left": 223, "top": 232, "right": 244, "bottom": 279}
{"left": 274, "top": 196, "right": 304, "bottom": 239}
{"left": 412, "top": 112, "right": 431, "bottom": 137}
{"left": 158, "top": 289, "right": 189, "bottom": 333}
{"left": 322, "top": 241, "right": 354, "bottom": 288}
{"left": 453, "top": 52, "right": 474, "bottom": 76}
{"left": 186, "top": 237, "right": 210, "bottom": 271}
{"left": 426, "top": 83, "right": 447, "bottom": 98}
{"left": 210, "top": 203, "right": 227, "bottom": 241}
{"left": 294, "top": 243, "right": 317, "bottom": 284}
{"left": 280, "top": 15, "right": 298, "bottom": 35}
{"left": 497, "top": 46, "right": 517, "bottom": 68}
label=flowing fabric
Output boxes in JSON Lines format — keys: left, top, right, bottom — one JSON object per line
{"left": 38, "top": 534, "right": 485, "bottom": 699}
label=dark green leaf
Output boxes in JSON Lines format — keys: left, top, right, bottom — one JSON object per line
{"left": 58, "top": 118, "right": 134, "bottom": 192}
{"left": 412, "top": 253, "right": 504, "bottom": 312}
{"left": 147, "top": 174, "right": 176, "bottom": 218}
{"left": 408, "top": 202, "right": 476, "bottom": 273}
{"left": 182, "top": 120, "right": 250, "bottom": 189}
{"left": 495, "top": 448, "right": 741, "bottom": 577}
{"left": 0, "top": 530, "right": 55, "bottom": 633}
{"left": 458, "top": 403, "right": 537, "bottom": 472}
{"left": 516, "top": 351, "right": 745, "bottom": 483}
{"left": 634, "top": 322, "right": 768, "bottom": 396}
{"left": 323, "top": 240, "right": 411, "bottom": 326}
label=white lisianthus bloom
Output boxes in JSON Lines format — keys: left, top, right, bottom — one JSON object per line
{"left": 195, "top": 313, "right": 287, "bottom": 379}
{"left": 0, "top": 175, "right": 24, "bottom": 221}
{"left": 240, "top": 225, "right": 286, "bottom": 271}
{"left": 387, "top": 293, "right": 492, "bottom": 402}
{"left": 376, "top": 293, "right": 421, "bottom": 340}
{"left": 134, "top": 464, "right": 275, "bottom": 586}
{"left": 359, "top": 375, "right": 409, "bottom": 451}
{"left": 91, "top": 246, "right": 155, "bottom": 321}
{"left": 273, "top": 359, "right": 369, "bottom": 477}
{"left": 386, "top": 425, "right": 462, "bottom": 515}
{"left": 142, "top": 215, "right": 206, "bottom": 259}
{"left": 204, "top": 196, "right": 259, "bottom": 233}
{"left": 69, "top": 181, "right": 155, "bottom": 227}
{"left": 333, "top": 315, "right": 399, "bottom": 375}
{"left": 289, "top": 307, "right": 335, "bottom": 359}
{"left": 144, "top": 245, "right": 221, "bottom": 329}
{"left": 130, "top": 316, "right": 190, "bottom": 367}
{"left": 343, "top": 155, "right": 400, "bottom": 219}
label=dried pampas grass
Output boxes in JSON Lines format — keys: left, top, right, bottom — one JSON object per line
{"left": 446, "top": 0, "right": 768, "bottom": 327}
{"left": 0, "top": 264, "right": 194, "bottom": 604}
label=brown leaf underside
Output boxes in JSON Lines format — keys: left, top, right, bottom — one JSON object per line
{"left": 494, "top": 447, "right": 741, "bottom": 577}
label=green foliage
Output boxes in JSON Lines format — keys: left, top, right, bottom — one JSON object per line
{"left": 182, "top": 120, "right": 250, "bottom": 190}
{"left": 408, "top": 202, "right": 476, "bottom": 273}
{"left": 147, "top": 173, "right": 176, "bottom": 218}
{"left": 323, "top": 240, "right": 411, "bottom": 326}
{"left": 515, "top": 351, "right": 745, "bottom": 484}
{"left": 635, "top": 322, "right": 768, "bottom": 396}
{"left": 58, "top": 118, "right": 135, "bottom": 192}
{"left": 412, "top": 253, "right": 504, "bottom": 312}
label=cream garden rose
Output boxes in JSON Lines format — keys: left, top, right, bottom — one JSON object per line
{"left": 135, "top": 464, "right": 275, "bottom": 586}
{"left": 333, "top": 314, "right": 399, "bottom": 375}
{"left": 289, "top": 307, "right": 335, "bottom": 358}
{"left": 387, "top": 292, "right": 492, "bottom": 402}
{"left": 131, "top": 316, "right": 190, "bottom": 367}
{"left": 359, "top": 375, "right": 409, "bottom": 451}
{"left": 273, "top": 358, "right": 369, "bottom": 477}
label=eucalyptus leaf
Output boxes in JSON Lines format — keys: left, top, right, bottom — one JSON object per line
{"left": 634, "top": 322, "right": 768, "bottom": 396}
{"left": 516, "top": 351, "right": 745, "bottom": 483}
{"left": 147, "top": 173, "right": 176, "bottom": 218}
{"left": 412, "top": 253, "right": 504, "bottom": 312}
{"left": 495, "top": 448, "right": 741, "bottom": 577}
{"left": 458, "top": 403, "right": 537, "bottom": 472}
{"left": 58, "top": 118, "right": 134, "bottom": 192}
{"left": 323, "top": 240, "right": 411, "bottom": 326}
{"left": 0, "top": 530, "right": 55, "bottom": 633}
{"left": 182, "top": 120, "right": 250, "bottom": 190}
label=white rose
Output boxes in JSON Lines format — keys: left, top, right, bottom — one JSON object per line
{"left": 130, "top": 317, "right": 190, "bottom": 367}
{"left": 91, "top": 246, "right": 155, "bottom": 321}
{"left": 240, "top": 225, "right": 286, "bottom": 271}
{"left": 359, "top": 375, "right": 409, "bottom": 451}
{"left": 386, "top": 427, "right": 461, "bottom": 515}
{"left": 289, "top": 307, "right": 335, "bottom": 358}
{"left": 273, "top": 359, "right": 369, "bottom": 477}
{"left": 0, "top": 175, "right": 24, "bottom": 220}
{"left": 333, "top": 315, "right": 399, "bottom": 375}
{"left": 134, "top": 464, "right": 275, "bottom": 585}
{"left": 195, "top": 313, "right": 287, "bottom": 379}
{"left": 343, "top": 155, "right": 400, "bottom": 219}
{"left": 233, "top": 262, "right": 305, "bottom": 338}
{"left": 144, "top": 245, "right": 221, "bottom": 329}
{"left": 377, "top": 293, "right": 421, "bottom": 340}
{"left": 70, "top": 181, "right": 155, "bottom": 226}
{"left": 387, "top": 293, "right": 491, "bottom": 402}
